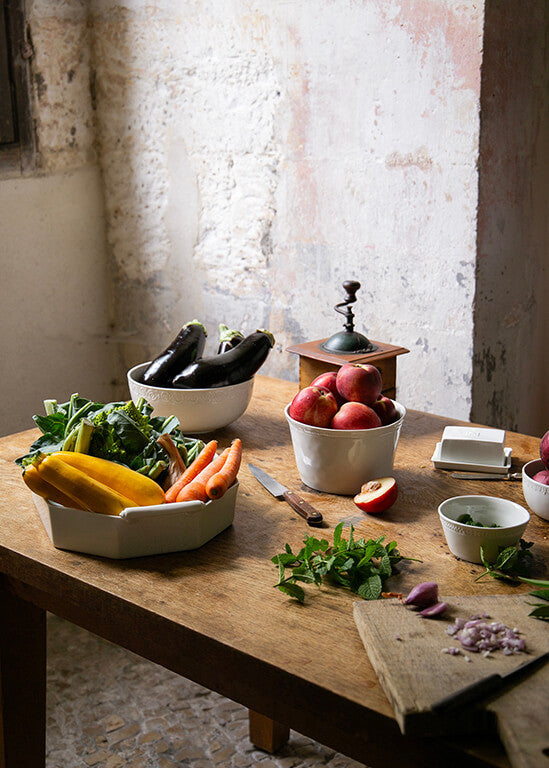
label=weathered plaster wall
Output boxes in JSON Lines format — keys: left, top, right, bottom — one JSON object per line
{"left": 0, "top": 1, "right": 111, "bottom": 436}
{"left": 91, "top": 0, "right": 483, "bottom": 420}
{"left": 8, "top": 1, "right": 545, "bottom": 440}
{"left": 473, "top": 0, "right": 549, "bottom": 435}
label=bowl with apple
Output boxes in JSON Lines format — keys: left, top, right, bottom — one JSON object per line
{"left": 521, "top": 429, "right": 549, "bottom": 521}
{"left": 285, "top": 363, "right": 405, "bottom": 495}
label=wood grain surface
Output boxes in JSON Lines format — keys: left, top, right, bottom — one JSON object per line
{"left": 1, "top": 375, "right": 548, "bottom": 768}
{"left": 353, "top": 595, "right": 549, "bottom": 768}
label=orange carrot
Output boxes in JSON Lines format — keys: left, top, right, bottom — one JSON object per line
{"left": 176, "top": 447, "right": 230, "bottom": 503}
{"left": 205, "top": 439, "right": 242, "bottom": 500}
{"left": 165, "top": 440, "right": 218, "bottom": 503}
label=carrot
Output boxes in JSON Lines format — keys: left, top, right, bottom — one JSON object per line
{"left": 205, "top": 438, "right": 242, "bottom": 500}
{"left": 176, "top": 447, "right": 230, "bottom": 503}
{"left": 165, "top": 440, "right": 218, "bottom": 503}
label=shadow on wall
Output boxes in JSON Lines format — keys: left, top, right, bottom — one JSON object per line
{"left": 472, "top": 0, "right": 549, "bottom": 435}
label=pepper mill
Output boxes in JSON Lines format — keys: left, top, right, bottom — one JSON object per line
{"left": 286, "top": 279, "right": 409, "bottom": 398}
{"left": 320, "top": 281, "right": 377, "bottom": 355}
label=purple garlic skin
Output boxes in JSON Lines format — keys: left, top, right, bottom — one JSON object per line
{"left": 403, "top": 581, "right": 439, "bottom": 608}
{"left": 419, "top": 601, "right": 448, "bottom": 618}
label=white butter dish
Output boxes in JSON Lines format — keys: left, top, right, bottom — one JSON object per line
{"left": 31, "top": 482, "right": 237, "bottom": 559}
{"left": 431, "top": 443, "right": 512, "bottom": 473}
{"left": 437, "top": 426, "right": 506, "bottom": 465}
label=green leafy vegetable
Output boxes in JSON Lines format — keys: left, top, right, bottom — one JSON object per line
{"left": 15, "top": 394, "right": 204, "bottom": 482}
{"left": 475, "top": 540, "right": 549, "bottom": 621}
{"left": 271, "top": 522, "right": 417, "bottom": 604}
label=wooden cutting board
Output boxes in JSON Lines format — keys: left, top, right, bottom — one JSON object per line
{"left": 353, "top": 595, "right": 549, "bottom": 768}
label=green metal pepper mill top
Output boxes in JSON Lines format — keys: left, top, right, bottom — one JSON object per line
{"left": 319, "top": 280, "right": 377, "bottom": 355}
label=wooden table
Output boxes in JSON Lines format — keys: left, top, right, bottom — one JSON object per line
{"left": 0, "top": 376, "right": 547, "bottom": 768}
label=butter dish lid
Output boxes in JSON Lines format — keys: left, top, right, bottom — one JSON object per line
{"left": 436, "top": 426, "right": 507, "bottom": 467}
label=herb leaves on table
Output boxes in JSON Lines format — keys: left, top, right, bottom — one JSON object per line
{"left": 476, "top": 539, "right": 549, "bottom": 621}
{"left": 272, "top": 522, "right": 415, "bottom": 604}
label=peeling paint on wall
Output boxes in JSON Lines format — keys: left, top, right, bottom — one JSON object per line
{"left": 13, "top": 0, "right": 489, "bottom": 424}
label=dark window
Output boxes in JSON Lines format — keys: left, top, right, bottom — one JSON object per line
{"left": 0, "top": 0, "right": 34, "bottom": 173}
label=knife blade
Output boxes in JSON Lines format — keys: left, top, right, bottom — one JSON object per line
{"left": 431, "top": 650, "right": 549, "bottom": 715}
{"left": 451, "top": 472, "right": 522, "bottom": 480}
{"left": 248, "top": 463, "right": 323, "bottom": 526}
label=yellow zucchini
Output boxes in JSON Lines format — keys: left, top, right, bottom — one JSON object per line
{"left": 22, "top": 465, "right": 85, "bottom": 509}
{"left": 54, "top": 451, "right": 165, "bottom": 507}
{"left": 37, "top": 454, "right": 137, "bottom": 516}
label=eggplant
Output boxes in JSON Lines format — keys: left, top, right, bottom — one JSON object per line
{"left": 172, "top": 329, "right": 275, "bottom": 389}
{"left": 217, "top": 323, "right": 244, "bottom": 354}
{"left": 142, "top": 320, "right": 207, "bottom": 387}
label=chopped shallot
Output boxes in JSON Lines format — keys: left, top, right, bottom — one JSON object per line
{"left": 445, "top": 615, "right": 526, "bottom": 655}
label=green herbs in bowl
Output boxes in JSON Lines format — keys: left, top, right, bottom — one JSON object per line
{"left": 457, "top": 513, "right": 501, "bottom": 528}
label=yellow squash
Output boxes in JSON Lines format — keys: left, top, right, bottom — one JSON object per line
{"left": 37, "top": 454, "right": 142, "bottom": 516}
{"left": 23, "top": 464, "right": 85, "bottom": 509}
{"left": 54, "top": 451, "right": 165, "bottom": 507}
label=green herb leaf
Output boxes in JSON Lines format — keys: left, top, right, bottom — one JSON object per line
{"left": 277, "top": 582, "right": 305, "bottom": 603}
{"left": 357, "top": 574, "right": 383, "bottom": 601}
{"left": 529, "top": 589, "right": 549, "bottom": 601}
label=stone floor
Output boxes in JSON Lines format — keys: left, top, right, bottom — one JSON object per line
{"left": 47, "top": 615, "right": 366, "bottom": 768}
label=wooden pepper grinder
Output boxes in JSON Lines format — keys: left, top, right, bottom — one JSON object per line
{"left": 286, "top": 280, "right": 409, "bottom": 399}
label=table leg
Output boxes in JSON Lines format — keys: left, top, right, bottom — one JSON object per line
{"left": 0, "top": 583, "right": 46, "bottom": 768}
{"left": 248, "top": 710, "right": 290, "bottom": 753}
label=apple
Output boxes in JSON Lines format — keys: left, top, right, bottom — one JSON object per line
{"left": 533, "top": 469, "right": 549, "bottom": 485}
{"left": 372, "top": 395, "right": 398, "bottom": 426}
{"left": 288, "top": 386, "right": 338, "bottom": 427}
{"left": 331, "top": 401, "right": 382, "bottom": 430}
{"left": 354, "top": 477, "right": 398, "bottom": 514}
{"left": 540, "top": 430, "right": 549, "bottom": 468}
{"left": 336, "top": 363, "right": 382, "bottom": 406}
{"left": 310, "top": 371, "right": 346, "bottom": 407}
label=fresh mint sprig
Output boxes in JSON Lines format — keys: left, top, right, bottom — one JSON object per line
{"left": 272, "top": 522, "right": 418, "bottom": 604}
{"left": 475, "top": 540, "right": 549, "bottom": 621}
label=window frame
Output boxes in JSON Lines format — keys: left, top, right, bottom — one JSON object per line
{"left": 0, "top": 0, "right": 34, "bottom": 175}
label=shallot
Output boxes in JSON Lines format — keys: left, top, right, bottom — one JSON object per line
{"left": 419, "top": 601, "right": 448, "bottom": 618}
{"left": 403, "top": 581, "right": 439, "bottom": 608}
{"left": 445, "top": 615, "right": 525, "bottom": 655}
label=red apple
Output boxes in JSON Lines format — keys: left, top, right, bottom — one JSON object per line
{"left": 331, "top": 401, "right": 382, "bottom": 430}
{"left": 354, "top": 477, "right": 398, "bottom": 514}
{"left": 533, "top": 469, "right": 549, "bottom": 485}
{"left": 372, "top": 395, "right": 398, "bottom": 425}
{"left": 288, "top": 386, "right": 338, "bottom": 427}
{"left": 336, "top": 363, "right": 382, "bottom": 406}
{"left": 310, "top": 371, "right": 346, "bottom": 407}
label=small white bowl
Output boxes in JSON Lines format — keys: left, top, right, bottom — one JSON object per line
{"left": 522, "top": 459, "right": 549, "bottom": 521}
{"left": 284, "top": 401, "right": 405, "bottom": 495}
{"left": 438, "top": 495, "right": 530, "bottom": 564}
{"left": 128, "top": 362, "right": 254, "bottom": 434}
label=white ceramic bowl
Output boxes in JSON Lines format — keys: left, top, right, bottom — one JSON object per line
{"left": 284, "top": 401, "right": 405, "bottom": 495}
{"left": 127, "top": 362, "right": 254, "bottom": 434}
{"left": 438, "top": 495, "right": 530, "bottom": 564}
{"left": 31, "top": 483, "right": 238, "bottom": 559}
{"left": 522, "top": 459, "right": 549, "bottom": 521}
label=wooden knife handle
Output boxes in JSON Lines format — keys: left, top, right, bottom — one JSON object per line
{"left": 282, "top": 490, "right": 323, "bottom": 526}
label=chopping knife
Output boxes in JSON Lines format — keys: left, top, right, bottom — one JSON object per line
{"left": 248, "top": 463, "right": 323, "bottom": 526}
{"left": 451, "top": 471, "right": 522, "bottom": 480}
{"left": 431, "top": 650, "right": 549, "bottom": 715}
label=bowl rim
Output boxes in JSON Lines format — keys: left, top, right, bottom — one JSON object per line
{"left": 284, "top": 400, "right": 406, "bottom": 435}
{"left": 438, "top": 494, "right": 530, "bottom": 530}
{"left": 127, "top": 361, "right": 254, "bottom": 393}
